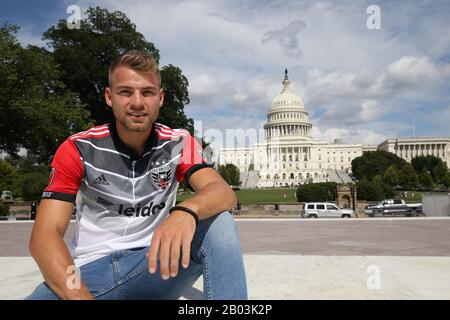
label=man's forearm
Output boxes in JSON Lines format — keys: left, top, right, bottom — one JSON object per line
{"left": 30, "top": 231, "right": 93, "bottom": 300}
{"left": 178, "top": 181, "right": 237, "bottom": 220}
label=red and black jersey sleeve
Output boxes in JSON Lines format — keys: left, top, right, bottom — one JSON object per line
{"left": 175, "top": 134, "right": 212, "bottom": 185}
{"left": 42, "top": 139, "right": 83, "bottom": 203}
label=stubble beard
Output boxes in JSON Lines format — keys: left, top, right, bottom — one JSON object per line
{"left": 116, "top": 110, "right": 159, "bottom": 133}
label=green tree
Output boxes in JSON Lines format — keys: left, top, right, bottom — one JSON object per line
{"left": 443, "top": 173, "right": 450, "bottom": 188}
{"left": 432, "top": 162, "right": 448, "bottom": 186}
{"left": 21, "top": 171, "right": 49, "bottom": 201}
{"left": 383, "top": 164, "right": 399, "bottom": 187}
{"left": 159, "top": 65, "right": 194, "bottom": 132}
{"left": 418, "top": 169, "right": 434, "bottom": 190}
{"left": 411, "top": 155, "right": 449, "bottom": 186}
{"left": 381, "top": 183, "right": 395, "bottom": 198}
{"left": 356, "top": 179, "right": 384, "bottom": 201}
{"left": 43, "top": 7, "right": 158, "bottom": 125}
{"left": 0, "top": 202, "right": 9, "bottom": 216}
{"left": 411, "top": 155, "right": 442, "bottom": 175}
{"left": 7, "top": 154, "right": 50, "bottom": 199}
{"left": 43, "top": 7, "right": 194, "bottom": 133}
{"left": 373, "top": 175, "right": 394, "bottom": 198}
{"left": 0, "top": 159, "right": 17, "bottom": 191}
{"left": 296, "top": 182, "right": 337, "bottom": 202}
{"left": 373, "top": 175, "right": 383, "bottom": 185}
{"left": 351, "top": 150, "right": 406, "bottom": 181}
{"left": 218, "top": 164, "right": 241, "bottom": 187}
{"left": 398, "top": 163, "right": 418, "bottom": 190}
{"left": 0, "top": 24, "right": 91, "bottom": 162}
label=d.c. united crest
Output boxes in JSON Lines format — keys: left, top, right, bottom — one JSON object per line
{"left": 151, "top": 164, "right": 172, "bottom": 190}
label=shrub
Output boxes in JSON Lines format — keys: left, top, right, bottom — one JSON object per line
{"left": 296, "top": 182, "right": 337, "bottom": 202}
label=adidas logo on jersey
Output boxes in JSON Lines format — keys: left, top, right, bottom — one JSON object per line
{"left": 93, "top": 174, "right": 110, "bottom": 185}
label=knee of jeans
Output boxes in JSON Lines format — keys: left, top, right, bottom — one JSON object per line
{"left": 25, "top": 282, "right": 59, "bottom": 300}
{"left": 203, "top": 211, "right": 242, "bottom": 251}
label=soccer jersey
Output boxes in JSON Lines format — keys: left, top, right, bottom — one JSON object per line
{"left": 42, "top": 122, "right": 211, "bottom": 267}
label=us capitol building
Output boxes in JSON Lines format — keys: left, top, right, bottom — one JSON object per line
{"left": 218, "top": 70, "right": 450, "bottom": 188}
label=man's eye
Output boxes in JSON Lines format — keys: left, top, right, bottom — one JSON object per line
{"left": 119, "top": 90, "right": 132, "bottom": 96}
{"left": 143, "top": 91, "right": 154, "bottom": 96}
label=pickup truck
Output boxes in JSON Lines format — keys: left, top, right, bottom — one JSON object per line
{"left": 364, "top": 199, "right": 423, "bottom": 217}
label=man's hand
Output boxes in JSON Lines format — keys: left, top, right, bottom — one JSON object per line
{"left": 147, "top": 210, "right": 196, "bottom": 279}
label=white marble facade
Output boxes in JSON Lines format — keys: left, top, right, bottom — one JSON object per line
{"left": 218, "top": 70, "right": 450, "bottom": 188}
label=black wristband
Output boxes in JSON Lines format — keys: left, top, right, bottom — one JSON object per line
{"left": 169, "top": 205, "right": 199, "bottom": 225}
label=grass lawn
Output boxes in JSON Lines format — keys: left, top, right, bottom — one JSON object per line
{"left": 177, "top": 188, "right": 441, "bottom": 206}
{"left": 399, "top": 191, "right": 423, "bottom": 202}
{"left": 177, "top": 187, "right": 298, "bottom": 206}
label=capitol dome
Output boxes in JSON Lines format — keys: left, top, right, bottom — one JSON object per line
{"left": 264, "top": 69, "right": 312, "bottom": 141}
{"left": 271, "top": 69, "right": 305, "bottom": 110}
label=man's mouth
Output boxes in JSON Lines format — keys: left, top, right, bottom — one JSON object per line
{"left": 128, "top": 113, "right": 147, "bottom": 121}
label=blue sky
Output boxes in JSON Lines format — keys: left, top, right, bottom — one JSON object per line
{"left": 2, "top": 0, "right": 450, "bottom": 147}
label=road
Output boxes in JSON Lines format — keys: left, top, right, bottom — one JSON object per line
{"left": 2, "top": 217, "right": 450, "bottom": 257}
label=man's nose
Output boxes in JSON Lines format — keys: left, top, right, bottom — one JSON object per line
{"left": 130, "top": 90, "right": 144, "bottom": 108}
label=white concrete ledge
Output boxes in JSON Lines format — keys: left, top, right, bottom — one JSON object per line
{"left": 2, "top": 255, "right": 450, "bottom": 300}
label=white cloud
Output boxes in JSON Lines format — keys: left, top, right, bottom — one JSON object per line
{"left": 66, "top": 0, "right": 450, "bottom": 144}
{"left": 16, "top": 28, "right": 46, "bottom": 48}
{"left": 193, "top": 116, "right": 267, "bottom": 155}
{"left": 305, "top": 56, "right": 450, "bottom": 105}
{"left": 421, "top": 105, "right": 450, "bottom": 137}
{"left": 187, "top": 73, "right": 234, "bottom": 109}
{"left": 311, "top": 127, "right": 386, "bottom": 145}
{"left": 387, "top": 56, "right": 450, "bottom": 88}
{"left": 230, "top": 75, "right": 280, "bottom": 114}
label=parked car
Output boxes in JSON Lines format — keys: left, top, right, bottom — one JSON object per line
{"left": 303, "top": 203, "right": 356, "bottom": 219}
{"left": 365, "top": 199, "right": 423, "bottom": 217}
{"left": 0, "top": 190, "right": 14, "bottom": 204}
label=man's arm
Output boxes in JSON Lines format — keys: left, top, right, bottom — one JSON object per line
{"left": 29, "top": 199, "right": 94, "bottom": 300}
{"left": 176, "top": 167, "right": 237, "bottom": 220}
{"left": 148, "top": 167, "right": 237, "bottom": 279}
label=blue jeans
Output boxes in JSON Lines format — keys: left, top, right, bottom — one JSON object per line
{"left": 26, "top": 211, "right": 247, "bottom": 300}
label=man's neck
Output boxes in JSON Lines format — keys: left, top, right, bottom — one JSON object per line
{"left": 115, "top": 123, "right": 152, "bottom": 157}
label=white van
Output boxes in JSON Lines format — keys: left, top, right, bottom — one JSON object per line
{"left": 303, "top": 202, "right": 355, "bottom": 219}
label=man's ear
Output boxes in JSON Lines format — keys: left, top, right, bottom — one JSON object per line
{"left": 159, "top": 88, "right": 165, "bottom": 108}
{"left": 105, "top": 87, "right": 113, "bottom": 108}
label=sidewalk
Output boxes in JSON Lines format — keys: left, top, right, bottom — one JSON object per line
{"left": 2, "top": 255, "right": 450, "bottom": 300}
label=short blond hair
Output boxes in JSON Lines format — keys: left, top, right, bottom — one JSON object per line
{"left": 108, "top": 50, "right": 160, "bottom": 87}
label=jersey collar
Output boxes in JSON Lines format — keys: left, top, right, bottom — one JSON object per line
{"left": 108, "top": 121, "right": 158, "bottom": 160}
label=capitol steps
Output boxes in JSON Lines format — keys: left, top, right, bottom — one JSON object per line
{"left": 336, "top": 170, "right": 353, "bottom": 183}
{"left": 325, "top": 169, "right": 352, "bottom": 184}
{"left": 240, "top": 171, "right": 259, "bottom": 189}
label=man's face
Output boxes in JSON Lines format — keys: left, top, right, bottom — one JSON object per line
{"left": 105, "top": 66, "right": 163, "bottom": 133}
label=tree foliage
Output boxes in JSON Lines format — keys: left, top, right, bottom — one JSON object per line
{"left": 411, "top": 155, "right": 442, "bottom": 175}
{"left": 0, "top": 159, "right": 17, "bottom": 192}
{"left": 0, "top": 24, "right": 91, "bottom": 162}
{"left": 356, "top": 179, "right": 385, "bottom": 201}
{"left": 383, "top": 164, "right": 399, "bottom": 187}
{"left": 21, "top": 171, "right": 49, "bottom": 201}
{"left": 432, "top": 162, "right": 448, "bottom": 186}
{"left": 296, "top": 182, "right": 337, "bottom": 202}
{"left": 418, "top": 169, "right": 434, "bottom": 190}
{"left": 218, "top": 164, "right": 241, "bottom": 187}
{"left": 159, "top": 65, "right": 194, "bottom": 132}
{"left": 398, "top": 163, "right": 418, "bottom": 190}
{"left": 351, "top": 150, "right": 406, "bottom": 181}
{"left": 5, "top": 155, "right": 50, "bottom": 199}
{"left": 43, "top": 7, "right": 194, "bottom": 133}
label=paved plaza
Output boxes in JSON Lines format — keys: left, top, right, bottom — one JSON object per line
{"left": 1, "top": 217, "right": 450, "bottom": 299}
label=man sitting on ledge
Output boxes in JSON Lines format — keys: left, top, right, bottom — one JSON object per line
{"left": 26, "top": 50, "right": 247, "bottom": 300}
